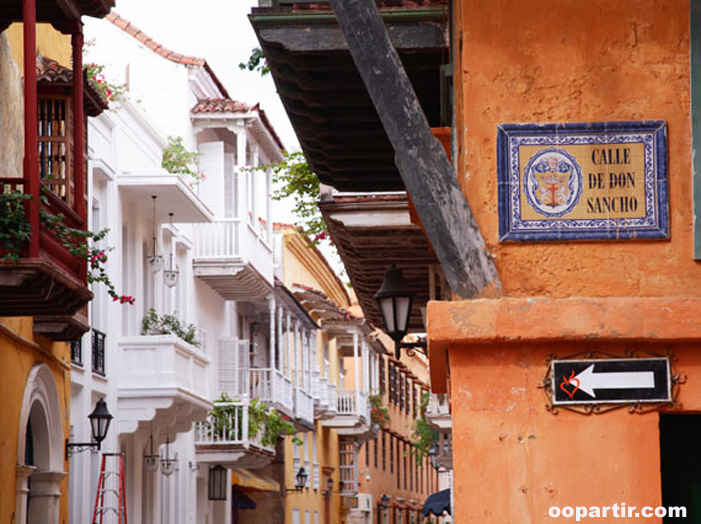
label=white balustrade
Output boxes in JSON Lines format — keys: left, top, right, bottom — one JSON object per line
{"left": 195, "top": 401, "right": 247, "bottom": 445}
{"left": 195, "top": 399, "right": 275, "bottom": 453}
{"left": 193, "top": 219, "right": 241, "bottom": 258}
{"left": 337, "top": 389, "right": 357, "bottom": 415}
{"left": 295, "top": 387, "right": 314, "bottom": 424}
{"left": 249, "top": 367, "right": 294, "bottom": 413}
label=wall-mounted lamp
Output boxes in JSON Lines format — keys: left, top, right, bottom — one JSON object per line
{"left": 163, "top": 213, "right": 179, "bottom": 288}
{"left": 147, "top": 195, "right": 163, "bottom": 273}
{"left": 251, "top": 322, "right": 261, "bottom": 335}
{"left": 143, "top": 428, "right": 159, "bottom": 473}
{"left": 208, "top": 465, "right": 228, "bottom": 500}
{"left": 374, "top": 265, "right": 427, "bottom": 360}
{"left": 160, "top": 433, "right": 177, "bottom": 476}
{"left": 323, "top": 477, "right": 334, "bottom": 499}
{"left": 381, "top": 494, "right": 391, "bottom": 509}
{"left": 65, "top": 399, "right": 113, "bottom": 459}
{"left": 286, "top": 467, "right": 308, "bottom": 492}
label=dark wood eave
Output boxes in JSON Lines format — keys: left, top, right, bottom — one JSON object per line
{"left": 0, "top": 0, "right": 115, "bottom": 34}
{"left": 249, "top": 3, "right": 449, "bottom": 192}
{"left": 319, "top": 192, "right": 441, "bottom": 332}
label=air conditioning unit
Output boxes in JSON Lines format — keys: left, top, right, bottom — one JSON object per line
{"left": 358, "top": 493, "right": 373, "bottom": 512}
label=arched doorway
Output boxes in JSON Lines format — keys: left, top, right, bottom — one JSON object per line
{"left": 15, "top": 364, "right": 66, "bottom": 524}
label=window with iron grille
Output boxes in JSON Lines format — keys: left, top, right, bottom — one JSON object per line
{"left": 365, "top": 440, "right": 370, "bottom": 467}
{"left": 70, "top": 337, "right": 83, "bottom": 366}
{"left": 405, "top": 377, "right": 411, "bottom": 414}
{"left": 92, "top": 329, "right": 106, "bottom": 376}
{"left": 389, "top": 365, "right": 397, "bottom": 405}
{"left": 379, "top": 354, "right": 385, "bottom": 394}
{"left": 390, "top": 433, "right": 394, "bottom": 473}
{"left": 382, "top": 431, "right": 386, "bottom": 471}
{"left": 374, "top": 435, "right": 378, "bottom": 469}
{"left": 399, "top": 372, "right": 405, "bottom": 411}
{"left": 396, "top": 437, "right": 401, "bottom": 488}
{"left": 412, "top": 384, "right": 418, "bottom": 418}
{"left": 403, "top": 442, "right": 407, "bottom": 490}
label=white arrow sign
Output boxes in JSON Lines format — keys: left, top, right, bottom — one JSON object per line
{"left": 573, "top": 364, "right": 655, "bottom": 398}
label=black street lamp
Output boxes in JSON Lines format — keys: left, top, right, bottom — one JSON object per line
{"left": 374, "top": 265, "right": 426, "bottom": 359}
{"left": 65, "top": 398, "right": 113, "bottom": 459}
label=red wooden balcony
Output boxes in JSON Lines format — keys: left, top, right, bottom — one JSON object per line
{"left": 0, "top": 0, "right": 113, "bottom": 341}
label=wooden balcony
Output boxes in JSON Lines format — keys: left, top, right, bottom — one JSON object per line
{"left": 0, "top": 179, "right": 92, "bottom": 332}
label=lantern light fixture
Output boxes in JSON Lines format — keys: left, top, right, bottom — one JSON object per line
{"left": 373, "top": 264, "right": 427, "bottom": 359}
{"left": 286, "top": 466, "right": 308, "bottom": 492}
{"left": 160, "top": 433, "right": 177, "bottom": 476}
{"left": 208, "top": 465, "right": 228, "bottom": 500}
{"left": 65, "top": 399, "right": 113, "bottom": 459}
{"left": 163, "top": 213, "right": 179, "bottom": 288}
{"left": 143, "top": 425, "right": 159, "bottom": 473}
{"left": 381, "top": 493, "right": 391, "bottom": 509}
{"left": 147, "top": 196, "right": 163, "bottom": 273}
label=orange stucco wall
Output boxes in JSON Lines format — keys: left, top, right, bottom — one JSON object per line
{"left": 435, "top": 1, "right": 700, "bottom": 523}
{"left": 454, "top": 0, "right": 694, "bottom": 298}
{"left": 0, "top": 318, "right": 71, "bottom": 524}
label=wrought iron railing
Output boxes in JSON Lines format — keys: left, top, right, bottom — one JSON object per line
{"left": 71, "top": 337, "right": 83, "bottom": 366}
{"left": 92, "top": 329, "right": 106, "bottom": 376}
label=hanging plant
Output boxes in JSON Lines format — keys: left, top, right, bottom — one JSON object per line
{"left": 369, "top": 393, "right": 390, "bottom": 429}
{"left": 84, "top": 62, "right": 127, "bottom": 104}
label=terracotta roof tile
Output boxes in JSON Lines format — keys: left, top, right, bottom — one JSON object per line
{"left": 105, "top": 11, "right": 230, "bottom": 99}
{"left": 191, "top": 99, "right": 285, "bottom": 151}
{"left": 36, "top": 56, "right": 109, "bottom": 117}
{"left": 191, "top": 98, "right": 253, "bottom": 114}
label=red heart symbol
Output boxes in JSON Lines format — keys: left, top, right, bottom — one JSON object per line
{"left": 560, "top": 370, "right": 580, "bottom": 400}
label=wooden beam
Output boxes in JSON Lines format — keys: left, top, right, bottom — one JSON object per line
{"left": 329, "top": 0, "right": 500, "bottom": 299}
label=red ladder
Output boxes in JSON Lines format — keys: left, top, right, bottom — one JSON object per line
{"left": 92, "top": 452, "right": 128, "bottom": 524}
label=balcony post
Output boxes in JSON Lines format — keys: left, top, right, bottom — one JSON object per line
{"left": 251, "top": 144, "right": 259, "bottom": 227}
{"left": 286, "top": 313, "right": 291, "bottom": 379}
{"left": 277, "top": 305, "right": 283, "bottom": 373}
{"left": 362, "top": 341, "right": 368, "bottom": 392}
{"left": 294, "top": 320, "right": 299, "bottom": 387}
{"left": 268, "top": 295, "right": 276, "bottom": 369}
{"left": 236, "top": 130, "right": 247, "bottom": 222}
{"left": 353, "top": 331, "right": 360, "bottom": 416}
{"left": 71, "top": 21, "right": 87, "bottom": 281}
{"left": 304, "top": 330, "right": 316, "bottom": 392}
{"left": 266, "top": 167, "right": 273, "bottom": 242}
{"left": 23, "top": 0, "right": 39, "bottom": 258}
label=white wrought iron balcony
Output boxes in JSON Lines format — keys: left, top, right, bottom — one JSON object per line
{"left": 117, "top": 334, "right": 211, "bottom": 435}
{"left": 195, "top": 399, "right": 275, "bottom": 468}
{"left": 249, "top": 367, "right": 294, "bottom": 416}
{"left": 193, "top": 219, "right": 274, "bottom": 301}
